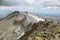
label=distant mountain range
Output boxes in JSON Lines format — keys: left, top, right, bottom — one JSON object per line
{"left": 37, "top": 14, "right": 60, "bottom": 23}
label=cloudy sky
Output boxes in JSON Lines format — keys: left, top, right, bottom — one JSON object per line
{"left": 0, "top": 0, "right": 60, "bottom": 15}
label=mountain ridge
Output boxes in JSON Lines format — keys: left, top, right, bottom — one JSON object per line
{"left": 0, "top": 11, "right": 45, "bottom": 40}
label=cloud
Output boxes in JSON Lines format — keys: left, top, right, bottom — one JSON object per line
{"left": 0, "top": 0, "right": 25, "bottom": 6}
{"left": 0, "top": 0, "right": 60, "bottom": 7}
{"left": 0, "top": 6, "right": 36, "bottom": 13}
{"left": 0, "top": 0, "right": 60, "bottom": 14}
{"left": 40, "top": 0, "right": 60, "bottom": 7}
{"left": 26, "top": 0, "right": 35, "bottom": 4}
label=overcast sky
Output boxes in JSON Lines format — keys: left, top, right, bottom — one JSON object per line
{"left": 0, "top": 0, "right": 60, "bottom": 15}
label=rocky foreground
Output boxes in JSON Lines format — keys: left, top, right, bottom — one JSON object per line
{"left": 19, "top": 21, "right": 60, "bottom": 40}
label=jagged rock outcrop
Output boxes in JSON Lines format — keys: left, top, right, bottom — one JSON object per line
{"left": 19, "top": 21, "right": 60, "bottom": 40}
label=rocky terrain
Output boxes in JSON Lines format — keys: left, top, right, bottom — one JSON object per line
{"left": 0, "top": 11, "right": 32, "bottom": 40}
{"left": 0, "top": 11, "right": 45, "bottom": 40}
{"left": 0, "top": 11, "right": 60, "bottom": 40}
{"left": 19, "top": 21, "right": 60, "bottom": 40}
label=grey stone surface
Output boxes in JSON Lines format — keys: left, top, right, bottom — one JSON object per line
{"left": 0, "top": 12, "right": 33, "bottom": 40}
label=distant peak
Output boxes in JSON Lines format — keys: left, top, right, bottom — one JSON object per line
{"left": 13, "top": 11, "right": 20, "bottom": 13}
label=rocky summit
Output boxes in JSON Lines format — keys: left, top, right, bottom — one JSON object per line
{"left": 0, "top": 11, "right": 60, "bottom": 40}
{"left": 0, "top": 11, "right": 45, "bottom": 40}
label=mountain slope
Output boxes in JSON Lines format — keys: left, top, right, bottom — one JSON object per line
{"left": 20, "top": 21, "right": 60, "bottom": 40}
{"left": 0, "top": 11, "right": 33, "bottom": 40}
{"left": 0, "top": 11, "right": 45, "bottom": 40}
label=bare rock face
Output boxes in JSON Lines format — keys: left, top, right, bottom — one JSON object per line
{"left": 19, "top": 21, "right": 60, "bottom": 40}
{"left": 0, "top": 12, "right": 33, "bottom": 40}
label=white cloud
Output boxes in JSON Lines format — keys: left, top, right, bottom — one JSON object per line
{"left": 45, "top": 7, "right": 57, "bottom": 10}
{"left": 0, "top": 0, "right": 60, "bottom": 14}
{"left": 46, "top": 7, "right": 53, "bottom": 9}
{"left": 26, "top": 0, "right": 35, "bottom": 4}
{"left": 0, "top": 6, "right": 36, "bottom": 12}
{"left": 0, "top": 0, "right": 60, "bottom": 7}
{"left": 40, "top": 0, "right": 60, "bottom": 7}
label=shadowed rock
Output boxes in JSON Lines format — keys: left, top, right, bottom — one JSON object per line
{"left": 19, "top": 21, "right": 60, "bottom": 40}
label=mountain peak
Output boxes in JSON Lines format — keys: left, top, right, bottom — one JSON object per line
{"left": 0, "top": 11, "right": 45, "bottom": 23}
